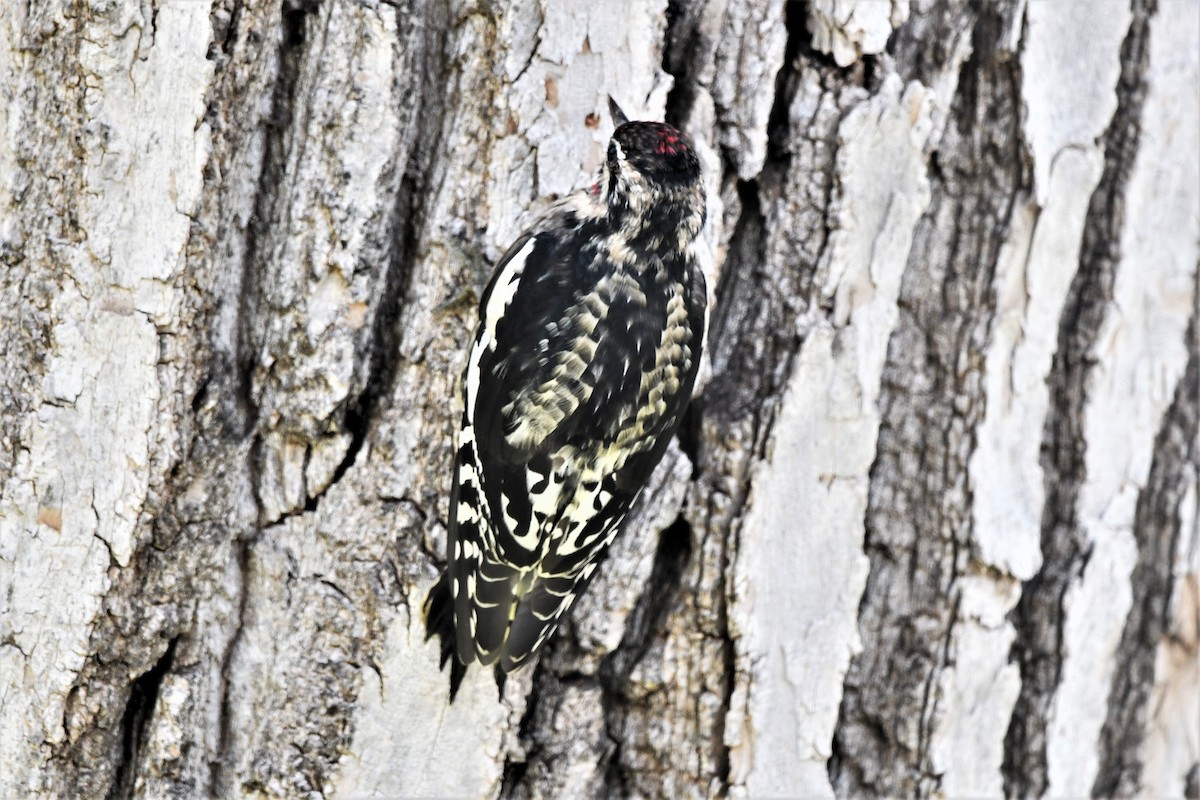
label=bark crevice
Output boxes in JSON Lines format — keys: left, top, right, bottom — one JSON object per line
{"left": 597, "top": 517, "right": 696, "bottom": 795}
{"left": 108, "top": 637, "right": 178, "bottom": 800}
{"left": 1186, "top": 763, "right": 1200, "bottom": 799}
{"left": 211, "top": 535, "right": 254, "bottom": 796}
{"left": 1091, "top": 296, "right": 1198, "bottom": 797}
{"left": 1002, "top": 2, "right": 1157, "bottom": 794}
{"left": 661, "top": 0, "right": 701, "bottom": 126}
{"left": 306, "top": 4, "right": 445, "bottom": 512}
{"left": 830, "top": 1, "right": 1031, "bottom": 795}
{"left": 233, "top": 0, "right": 319, "bottom": 439}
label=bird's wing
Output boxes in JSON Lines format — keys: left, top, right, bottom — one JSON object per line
{"left": 492, "top": 265, "right": 706, "bottom": 672}
{"left": 451, "top": 216, "right": 624, "bottom": 666}
{"left": 450, "top": 211, "right": 703, "bottom": 669}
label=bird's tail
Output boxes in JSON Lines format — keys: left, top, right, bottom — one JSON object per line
{"left": 423, "top": 573, "right": 467, "bottom": 701}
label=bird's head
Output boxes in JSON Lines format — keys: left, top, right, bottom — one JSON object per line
{"left": 601, "top": 121, "right": 704, "bottom": 237}
{"left": 608, "top": 122, "right": 700, "bottom": 186}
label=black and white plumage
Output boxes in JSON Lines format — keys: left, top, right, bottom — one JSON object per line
{"left": 425, "top": 116, "right": 708, "bottom": 699}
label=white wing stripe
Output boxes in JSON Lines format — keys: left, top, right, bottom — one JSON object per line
{"left": 465, "top": 236, "right": 537, "bottom": 421}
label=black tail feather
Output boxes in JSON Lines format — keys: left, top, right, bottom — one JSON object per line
{"left": 424, "top": 574, "right": 467, "bottom": 701}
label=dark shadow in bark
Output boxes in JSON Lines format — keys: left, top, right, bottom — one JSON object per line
{"left": 1003, "top": 2, "right": 1157, "bottom": 795}
{"left": 599, "top": 517, "right": 695, "bottom": 795}
{"left": 109, "top": 638, "right": 178, "bottom": 800}
{"left": 1092, "top": 289, "right": 1198, "bottom": 797}
{"left": 831, "top": 1, "right": 1030, "bottom": 796}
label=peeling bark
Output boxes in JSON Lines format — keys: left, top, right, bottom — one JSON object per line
{"left": 1, "top": 0, "right": 1196, "bottom": 797}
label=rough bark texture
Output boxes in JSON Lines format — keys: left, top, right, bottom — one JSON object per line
{"left": 1, "top": 0, "right": 1197, "bottom": 798}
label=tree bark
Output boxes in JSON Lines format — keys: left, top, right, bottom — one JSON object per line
{"left": 1, "top": 0, "right": 1196, "bottom": 797}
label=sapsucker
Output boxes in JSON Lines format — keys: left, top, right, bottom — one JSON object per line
{"left": 425, "top": 112, "right": 707, "bottom": 700}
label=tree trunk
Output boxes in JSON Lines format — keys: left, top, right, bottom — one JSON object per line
{"left": 2, "top": 0, "right": 1197, "bottom": 797}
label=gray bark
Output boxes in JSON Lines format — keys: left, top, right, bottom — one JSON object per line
{"left": 1, "top": 0, "right": 1196, "bottom": 798}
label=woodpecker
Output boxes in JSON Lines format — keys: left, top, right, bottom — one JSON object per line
{"left": 425, "top": 112, "right": 707, "bottom": 699}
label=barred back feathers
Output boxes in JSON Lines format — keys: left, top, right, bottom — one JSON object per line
{"left": 425, "top": 117, "right": 707, "bottom": 700}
